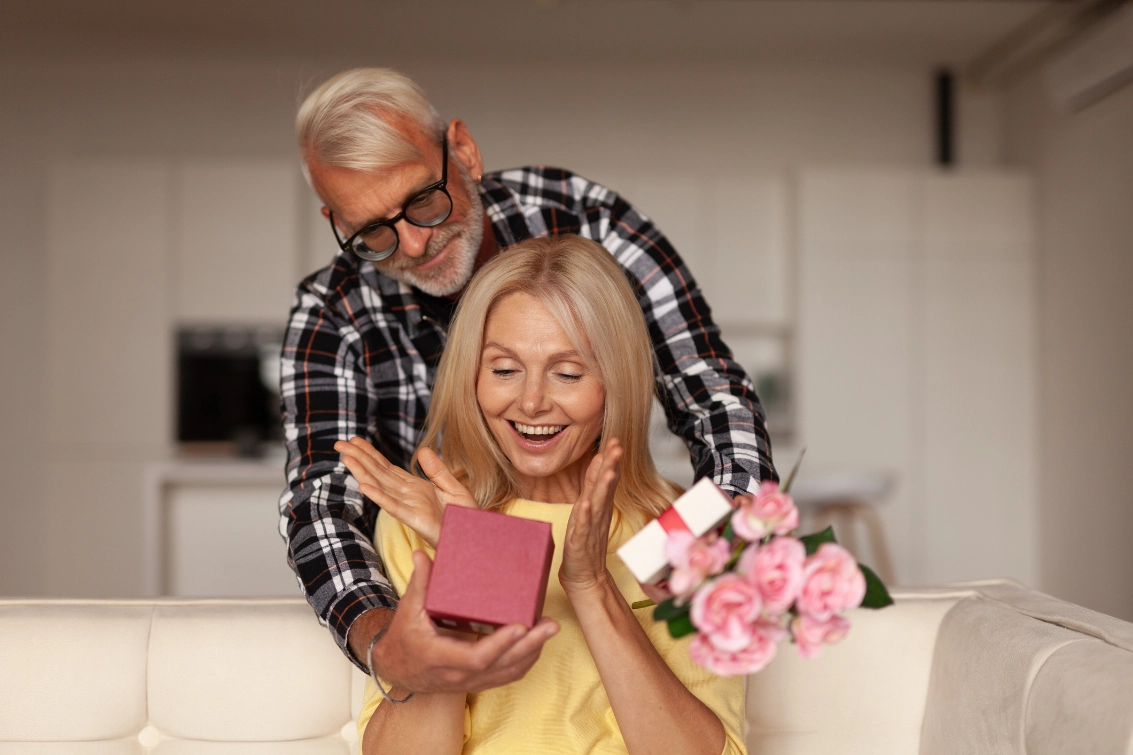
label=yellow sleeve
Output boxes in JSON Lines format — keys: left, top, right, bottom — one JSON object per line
{"left": 356, "top": 512, "right": 441, "bottom": 743}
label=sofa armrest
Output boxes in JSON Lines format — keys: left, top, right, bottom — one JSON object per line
{"left": 920, "top": 581, "right": 1133, "bottom": 755}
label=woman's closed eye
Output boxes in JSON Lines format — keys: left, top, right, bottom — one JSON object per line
{"left": 491, "top": 368, "right": 519, "bottom": 377}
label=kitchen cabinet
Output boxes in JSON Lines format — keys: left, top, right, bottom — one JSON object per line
{"left": 798, "top": 169, "right": 1037, "bottom": 586}
{"left": 144, "top": 460, "right": 297, "bottom": 597}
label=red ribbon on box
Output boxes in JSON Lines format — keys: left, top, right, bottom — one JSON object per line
{"left": 657, "top": 507, "right": 691, "bottom": 534}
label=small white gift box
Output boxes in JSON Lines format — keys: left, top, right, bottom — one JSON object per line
{"left": 617, "top": 477, "right": 735, "bottom": 585}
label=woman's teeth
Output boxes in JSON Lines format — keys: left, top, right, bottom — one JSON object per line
{"left": 511, "top": 421, "right": 565, "bottom": 440}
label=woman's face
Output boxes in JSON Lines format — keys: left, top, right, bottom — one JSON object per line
{"left": 477, "top": 292, "right": 605, "bottom": 496}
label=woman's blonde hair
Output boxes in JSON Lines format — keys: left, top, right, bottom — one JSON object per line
{"left": 415, "top": 235, "right": 679, "bottom": 527}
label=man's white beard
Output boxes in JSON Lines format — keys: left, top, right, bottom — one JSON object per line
{"left": 376, "top": 164, "right": 484, "bottom": 298}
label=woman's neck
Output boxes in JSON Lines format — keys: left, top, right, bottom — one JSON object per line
{"left": 515, "top": 449, "right": 596, "bottom": 503}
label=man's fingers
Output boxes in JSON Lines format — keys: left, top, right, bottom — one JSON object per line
{"left": 491, "top": 618, "right": 559, "bottom": 668}
{"left": 400, "top": 550, "right": 433, "bottom": 614}
{"left": 463, "top": 620, "right": 559, "bottom": 692}
{"left": 460, "top": 616, "right": 557, "bottom": 674}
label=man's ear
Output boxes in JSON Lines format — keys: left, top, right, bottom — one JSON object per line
{"left": 447, "top": 118, "right": 484, "bottom": 180}
{"left": 320, "top": 205, "right": 331, "bottom": 221}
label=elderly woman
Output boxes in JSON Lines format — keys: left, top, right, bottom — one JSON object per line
{"left": 336, "top": 235, "right": 746, "bottom": 755}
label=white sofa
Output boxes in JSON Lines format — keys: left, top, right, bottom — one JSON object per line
{"left": 1, "top": 580, "right": 1131, "bottom": 754}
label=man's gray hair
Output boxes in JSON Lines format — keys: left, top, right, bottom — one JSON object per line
{"left": 297, "top": 68, "right": 446, "bottom": 178}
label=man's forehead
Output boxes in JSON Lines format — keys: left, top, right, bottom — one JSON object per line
{"left": 313, "top": 155, "right": 436, "bottom": 227}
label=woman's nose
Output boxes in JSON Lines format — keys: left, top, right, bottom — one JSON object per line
{"left": 519, "top": 376, "right": 551, "bottom": 416}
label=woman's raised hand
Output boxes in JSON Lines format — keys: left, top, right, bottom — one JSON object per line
{"left": 560, "top": 438, "right": 623, "bottom": 596}
{"left": 335, "top": 437, "right": 477, "bottom": 549}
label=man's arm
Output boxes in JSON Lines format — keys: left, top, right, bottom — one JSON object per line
{"left": 279, "top": 273, "right": 397, "bottom": 670}
{"left": 573, "top": 178, "right": 778, "bottom": 492}
{"left": 279, "top": 265, "right": 558, "bottom": 688}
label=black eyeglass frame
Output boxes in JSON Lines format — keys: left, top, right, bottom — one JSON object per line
{"left": 328, "top": 137, "right": 452, "bottom": 262}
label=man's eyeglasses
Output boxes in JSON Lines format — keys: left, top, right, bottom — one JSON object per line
{"left": 329, "top": 138, "right": 453, "bottom": 262}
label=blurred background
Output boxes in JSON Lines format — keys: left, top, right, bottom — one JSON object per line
{"left": 0, "top": 0, "right": 1130, "bottom": 621}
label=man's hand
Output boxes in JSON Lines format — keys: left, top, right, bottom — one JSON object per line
{"left": 351, "top": 551, "right": 560, "bottom": 695}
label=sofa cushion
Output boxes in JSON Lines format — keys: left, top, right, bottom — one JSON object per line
{"left": 0, "top": 603, "right": 152, "bottom": 741}
{"left": 0, "top": 743, "right": 143, "bottom": 755}
{"left": 151, "top": 738, "right": 351, "bottom": 754}
{"left": 746, "top": 589, "right": 960, "bottom": 755}
{"left": 147, "top": 601, "right": 352, "bottom": 742}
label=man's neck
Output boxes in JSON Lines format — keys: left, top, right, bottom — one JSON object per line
{"left": 447, "top": 211, "right": 501, "bottom": 302}
{"left": 473, "top": 210, "right": 500, "bottom": 273}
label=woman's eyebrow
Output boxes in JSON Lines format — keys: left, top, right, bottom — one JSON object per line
{"left": 481, "top": 343, "right": 582, "bottom": 362}
{"left": 482, "top": 341, "right": 517, "bottom": 357}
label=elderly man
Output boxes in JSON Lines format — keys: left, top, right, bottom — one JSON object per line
{"left": 280, "top": 67, "right": 776, "bottom": 696}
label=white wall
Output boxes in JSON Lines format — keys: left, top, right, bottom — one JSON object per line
{"left": 1005, "top": 73, "right": 1133, "bottom": 621}
{"left": 0, "top": 54, "right": 1008, "bottom": 596}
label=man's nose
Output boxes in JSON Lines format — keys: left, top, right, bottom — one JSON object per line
{"left": 396, "top": 222, "right": 432, "bottom": 259}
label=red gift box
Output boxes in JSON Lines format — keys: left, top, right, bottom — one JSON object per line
{"left": 424, "top": 505, "right": 555, "bottom": 634}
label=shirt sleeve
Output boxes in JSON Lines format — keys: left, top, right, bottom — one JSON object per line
{"left": 278, "top": 276, "right": 399, "bottom": 672}
{"left": 573, "top": 179, "right": 778, "bottom": 493}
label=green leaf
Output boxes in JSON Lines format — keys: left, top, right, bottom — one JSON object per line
{"left": 652, "top": 597, "right": 689, "bottom": 622}
{"left": 858, "top": 563, "right": 894, "bottom": 608}
{"left": 667, "top": 614, "right": 696, "bottom": 638}
{"left": 722, "top": 521, "right": 735, "bottom": 542}
{"left": 799, "top": 526, "right": 837, "bottom": 555}
{"left": 780, "top": 446, "right": 807, "bottom": 493}
{"left": 630, "top": 600, "right": 655, "bottom": 610}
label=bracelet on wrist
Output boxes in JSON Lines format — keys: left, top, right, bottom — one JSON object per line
{"left": 366, "top": 627, "right": 415, "bottom": 704}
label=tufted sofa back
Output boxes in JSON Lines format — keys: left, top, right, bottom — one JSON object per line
{"left": 0, "top": 599, "right": 365, "bottom": 754}
{"left": 2, "top": 582, "right": 1131, "bottom": 754}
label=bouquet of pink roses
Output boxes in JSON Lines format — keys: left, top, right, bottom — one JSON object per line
{"left": 642, "top": 464, "right": 893, "bottom": 676}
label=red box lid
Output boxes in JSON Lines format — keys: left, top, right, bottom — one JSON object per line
{"left": 425, "top": 505, "right": 555, "bottom": 631}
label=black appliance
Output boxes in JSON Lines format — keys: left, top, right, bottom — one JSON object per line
{"left": 177, "top": 326, "right": 284, "bottom": 456}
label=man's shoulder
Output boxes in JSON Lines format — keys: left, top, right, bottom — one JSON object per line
{"left": 291, "top": 251, "right": 406, "bottom": 325}
{"left": 487, "top": 165, "right": 623, "bottom": 213}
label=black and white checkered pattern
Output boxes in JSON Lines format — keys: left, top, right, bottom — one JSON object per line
{"left": 279, "top": 167, "right": 777, "bottom": 668}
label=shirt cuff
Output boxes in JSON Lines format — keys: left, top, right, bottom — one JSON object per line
{"left": 327, "top": 581, "right": 399, "bottom": 672}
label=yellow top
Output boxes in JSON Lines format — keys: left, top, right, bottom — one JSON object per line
{"left": 358, "top": 499, "right": 747, "bottom": 755}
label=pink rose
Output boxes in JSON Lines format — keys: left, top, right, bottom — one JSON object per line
{"left": 796, "top": 543, "right": 866, "bottom": 622}
{"left": 791, "top": 613, "right": 851, "bottom": 659}
{"left": 689, "top": 619, "right": 785, "bottom": 676}
{"left": 731, "top": 482, "right": 799, "bottom": 540}
{"left": 689, "top": 573, "right": 763, "bottom": 652}
{"left": 665, "top": 530, "right": 731, "bottom": 601}
{"left": 738, "top": 537, "right": 806, "bottom": 617}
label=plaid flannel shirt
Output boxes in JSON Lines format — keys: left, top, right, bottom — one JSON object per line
{"left": 279, "top": 166, "right": 777, "bottom": 668}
